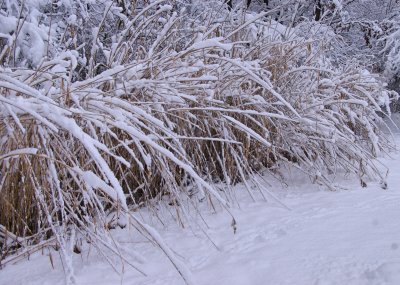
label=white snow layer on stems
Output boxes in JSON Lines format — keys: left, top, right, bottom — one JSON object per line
{"left": 0, "top": 148, "right": 38, "bottom": 160}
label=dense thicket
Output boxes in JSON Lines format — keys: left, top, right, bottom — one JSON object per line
{"left": 0, "top": 0, "right": 398, "bottom": 284}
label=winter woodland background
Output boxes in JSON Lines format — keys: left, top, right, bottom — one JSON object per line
{"left": 1, "top": 0, "right": 400, "bottom": 284}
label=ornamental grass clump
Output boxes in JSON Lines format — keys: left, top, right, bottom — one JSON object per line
{"left": 0, "top": 0, "right": 395, "bottom": 283}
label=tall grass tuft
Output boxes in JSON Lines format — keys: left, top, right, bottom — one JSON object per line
{"left": 0, "top": 0, "right": 395, "bottom": 283}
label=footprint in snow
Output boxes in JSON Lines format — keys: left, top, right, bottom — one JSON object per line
{"left": 364, "top": 262, "right": 400, "bottom": 283}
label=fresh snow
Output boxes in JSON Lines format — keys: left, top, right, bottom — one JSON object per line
{"left": 1, "top": 132, "right": 400, "bottom": 285}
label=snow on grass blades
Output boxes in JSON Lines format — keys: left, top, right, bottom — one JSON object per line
{"left": 0, "top": 0, "right": 395, "bottom": 284}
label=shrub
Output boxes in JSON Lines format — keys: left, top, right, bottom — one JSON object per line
{"left": 0, "top": 0, "right": 394, "bottom": 283}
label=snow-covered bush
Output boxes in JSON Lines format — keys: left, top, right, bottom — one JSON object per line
{"left": 380, "top": 16, "right": 400, "bottom": 83}
{"left": 0, "top": 0, "right": 395, "bottom": 283}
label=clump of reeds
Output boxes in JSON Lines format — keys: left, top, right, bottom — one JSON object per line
{"left": 0, "top": 0, "right": 395, "bottom": 284}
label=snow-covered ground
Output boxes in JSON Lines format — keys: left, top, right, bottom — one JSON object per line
{"left": 1, "top": 132, "right": 400, "bottom": 285}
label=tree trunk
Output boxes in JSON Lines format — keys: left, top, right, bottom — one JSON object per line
{"left": 314, "top": 0, "right": 323, "bottom": 21}
{"left": 227, "top": 0, "right": 233, "bottom": 11}
{"left": 246, "top": 0, "right": 269, "bottom": 8}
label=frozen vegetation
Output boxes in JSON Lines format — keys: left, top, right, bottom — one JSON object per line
{"left": 2, "top": 132, "right": 400, "bottom": 284}
{"left": 0, "top": 0, "right": 400, "bottom": 284}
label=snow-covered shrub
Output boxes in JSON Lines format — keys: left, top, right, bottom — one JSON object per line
{"left": 380, "top": 16, "right": 400, "bottom": 83}
{"left": 0, "top": 0, "right": 395, "bottom": 283}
